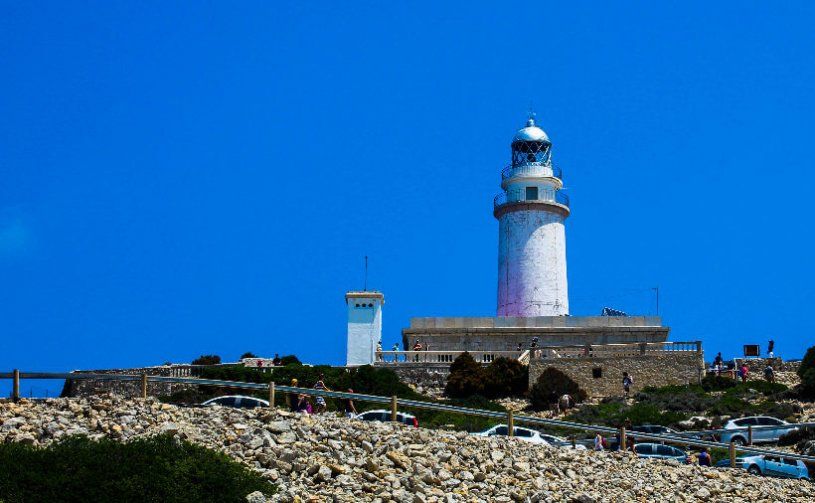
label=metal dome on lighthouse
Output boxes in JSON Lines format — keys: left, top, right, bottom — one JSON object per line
{"left": 495, "top": 114, "right": 570, "bottom": 317}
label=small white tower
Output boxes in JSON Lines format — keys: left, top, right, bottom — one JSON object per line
{"left": 495, "top": 115, "right": 570, "bottom": 316}
{"left": 345, "top": 291, "right": 384, "bottom": 366}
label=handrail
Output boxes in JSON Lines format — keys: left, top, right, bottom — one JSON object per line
{"left": 494, "top": 190, "right": 570, "bottom": 210}
{"left": 376, "top": 351, "right": 523, "bottom": 364}
{"left": 3, "top": 371, "right": 815, "bottom": 464}
{"left": 501, "top": 163, "right": 563, "bottom": 181}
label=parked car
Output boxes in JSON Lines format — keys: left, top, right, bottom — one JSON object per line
{"left": 715, "top": 455, "right": 810, "bottom": 480}
{"left": 473, "top": 425, "right": 551, "bottom": 445}
{"left": 717, "top": 416, "right": 799, "bottom": 445}
{"left": 354, "top": 409, "right": 418, "bottom": 428}
{"left": 201, "top": 395, "right": 269, "bottom": 409}
{"left": 633, "top": 443, "right": 689, "bottom": 464}
{"left": 632, "top": 424, "right": 677, "bottom": 435}
{"left": 537, "top": 433, "right": 587, "bottom": 450}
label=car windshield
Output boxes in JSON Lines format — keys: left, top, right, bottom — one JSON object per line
{"left": 514, "top": 428, "right": 533, "bottom": 438}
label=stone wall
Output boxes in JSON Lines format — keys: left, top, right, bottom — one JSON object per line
{"left": 63, "top": 366, "right": 202, "bottom": 399}
{"left": 386, "top": 364, "right": 450, "bottom": 391}
{"left": 402, "top": 316, "right": 669, "bottom": 352}
{"left": 528, "top": 353, "right": 705, "bottom": 398}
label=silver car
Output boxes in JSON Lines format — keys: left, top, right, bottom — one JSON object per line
{"left": 718, "top": 416, "right": 798, "bottom": 445}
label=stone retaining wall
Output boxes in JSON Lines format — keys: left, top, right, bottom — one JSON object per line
{"left": 529, "top": 353, "right": 705, "bottom": 398}
{"left": 63, "top": 366, "right": 202, "bottom": 399}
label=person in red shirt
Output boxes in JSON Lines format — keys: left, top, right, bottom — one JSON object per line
{"left": 740, "top": 364, "right": 749, "bottom": 383}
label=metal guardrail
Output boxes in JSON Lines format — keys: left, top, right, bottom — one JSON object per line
{"left": 3, "top": 371, "right": 815, "bottom": 466}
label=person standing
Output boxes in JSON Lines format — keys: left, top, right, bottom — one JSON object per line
{"left": 287, "top": 378, "right": 299, "bottom": 411}
{"left": 342, "top": 388, "right": 357, "bottom": 418}
{"left": 622, "top": 372, "right": 633, "bottom": 397}
{"left": 764, "top": 365, "right": 775, "bottom": 383}
{"left": 768, "top": 339, "right": 775, "bottom": 357}
{"left": 594, "top": 432, "right": 604, "bottom": 451}
{"left": 697, "top": 448, "right": 711, "bottom": 466}
{"left": 313, "top": 373, "right": 329, "bottom": 413}
{"left": 713, "top": 352, "right": 723, "bottom": 376}
{"left": 739, "top": 363, "right": 749, "bottom": 383}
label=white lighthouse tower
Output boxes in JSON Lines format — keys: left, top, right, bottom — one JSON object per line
{"left": 345, "top": 291, "right": 384, "bottom": 366}
{"left": 495, "top": 115, "right": 570, "bottom": 317}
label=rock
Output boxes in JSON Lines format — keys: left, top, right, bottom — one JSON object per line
{"left": 245, "top": 490, "right": 266, "bottom": 503}
{"left": 266, "top": 421, "right": 290, "bottom": 434}
{"left": 695, "top": 488, "right": 711, "bottom": 500}
{"left": 315, "top": 465, "right": 332, "bottom": 482}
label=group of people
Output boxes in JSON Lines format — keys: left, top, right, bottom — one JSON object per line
{"left": 285, "top": 374, "right": 358, "bottom": 417}
{"left": 712, "top": 352, "right": 776, "bottom": 383}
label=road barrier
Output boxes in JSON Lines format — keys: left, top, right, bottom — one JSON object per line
{"left": 2, "top": 370, "right": 815, "bottom": 468}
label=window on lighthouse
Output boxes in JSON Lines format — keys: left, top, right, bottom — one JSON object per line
{"left": 525, "top": 186, "right": 539, "bottom": 201}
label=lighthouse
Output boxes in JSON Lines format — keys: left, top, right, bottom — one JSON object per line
{"left": 495, "top": 115, "right": 570, "bottom": 317}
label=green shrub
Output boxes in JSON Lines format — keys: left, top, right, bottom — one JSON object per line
{"left": 529, "top": 368, "right": 587, "bottom": 411}
{"left": 279, "top": 355, "right": 301, "bottom": 366}
{"left": 239, "top": 352, "right": 257, "bottom": 360}
{"left": 798, "top": 346, "right": 815, "bottom": 400}
{"left": 779, "top": 426, "right": 815, "bottom": 446}
{"left": 0, "top": 435, "right": 273, "bottom": 503}
{"left": 482, "top": 357, "right": 528, "bottom": 398}
{"left": 566, "top": 399, "right": 687, "bottom": 427}
{"left": 700, "top": 375, "right": 739, "bottom": 392}
{"left": 192, "top": 354, "right": 221, "bottom": 366}
{"left": 444, "top": 352, "right": 486, "bottom": 398}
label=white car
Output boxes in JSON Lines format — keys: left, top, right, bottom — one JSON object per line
{"left": 473, "top": 425, "right": 551, "bottom": 445}
{"left": 717, "top": 416, "right": 799, "bottom": 445}
{"left": 354, "top": 409, "right": 419, "bottom": 427}
{"left": 538, "top": 433, "right": 588, "bottom": 450}
{"left": 201, "top": 395, "right": 269, "bottom": 409}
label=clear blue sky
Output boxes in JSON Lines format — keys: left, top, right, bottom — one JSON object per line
{"left": 2, "top": 2, "right": 814, "bottom": 395}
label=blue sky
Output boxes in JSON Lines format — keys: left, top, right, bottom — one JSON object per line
{"left": 2, "top": 2, "right": 814, "bottom": 395}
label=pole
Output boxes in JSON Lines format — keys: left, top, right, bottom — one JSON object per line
{"left": 620, "top": 427, "right": 627, "bottom": 451}
{"left": 140, "top": 374, "right": 148, "bottom": 399}
{"left": 269, "top": 382, "right": 276, "bottom": 408}
{"left": 508, "top": 411, "right": 514, "bottom": 437}
{"left": 364, "top": 256, "right": 368, "bottom": 292}
{"left": 729, "top": 441, "right": 736, "bottom": 468}
{"left": 390, "top": 395, "right": 397, "bottom": 421}
{"left": 12, "top": 369, "right": 20, "bottom": 402}
{"left": 748, "top": 425, "right": 753, "bottom": 446}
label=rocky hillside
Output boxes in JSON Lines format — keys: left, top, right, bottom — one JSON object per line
{"left": 1, "top": 396, "right": 813, "bottom": 502}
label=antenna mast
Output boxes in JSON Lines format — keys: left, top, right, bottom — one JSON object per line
{"left": 364, "top": 256, "right": 368, "bottom": 291}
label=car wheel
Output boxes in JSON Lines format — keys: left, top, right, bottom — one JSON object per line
{"left": 732, "top": 437, "right": 745, "bottom": 446}
{"left": 747, "top": 465, "right": 761, "bottom": 476}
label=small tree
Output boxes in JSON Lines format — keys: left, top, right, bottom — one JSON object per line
{"left": 483, "top": 357, "right": 529, "bottom": 398}
{"left": 445, "top": 352, "right": 485, "bottom": 398}
{"left": 240, "top": 352, "right": 257, "bottom": 360}
{"left": 529, "top": 367, "right": 587, "bottom": 411}
{"left": 798, "top": 345, "right": 815, "bottom": 400}
{"left": 191, "top": 355, "right": 221, "bottom": 366}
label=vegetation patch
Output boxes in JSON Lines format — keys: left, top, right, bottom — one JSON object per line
{"left": 529, "top": 368, "right": 588, "bottom": 412}
{"left": 444, "top": 353, "right": 528, "bottom": 399}
{"left": 0, "top": 435, "right": 274, "bottom": 503}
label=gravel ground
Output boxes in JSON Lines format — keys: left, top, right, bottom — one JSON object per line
{"left": 1, "top": 396, "right": 813, "bottom": 502}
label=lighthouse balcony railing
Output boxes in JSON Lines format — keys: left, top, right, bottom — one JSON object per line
{"left": 501, "top": 163, "right": 562, "bottom": 181}
{"left": 375, "top": 350, "right": 524, "bottom": 365}
{"left": 493, "top": 190, "right": 570, "bottom": 210}
{"left": 529, "top": 341, "right": 702, "bottom": 360}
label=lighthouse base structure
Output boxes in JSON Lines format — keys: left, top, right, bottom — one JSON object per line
{"left": 401, "top": 316, "right": 669, "bottom": 352}
{"left": 497, "top": 208, "right": 568, "bottom": 317}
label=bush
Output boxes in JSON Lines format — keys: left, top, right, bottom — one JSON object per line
{"left": 529, "top": 368, "right": 587, "bottom": 411}
{"left": 779, "top": 426, "right": 815, "bottom": 447}
{"left": 240, "top": 352, "right": 257, "bottom": 360}
{"left": 279, "top": 354, "right": 301, "bottom": 366}
{"left": 192, "top": 354, "right": 221, "bottom": 366}
{"left": 444, "top": 352, "right": 486, "bottom": 398}
{"left": 565, "top": 399, "right": 688, "bottom": 427}
{"left": 482, "top": 357, "right": 528, "bottom": 398}
{"left": 0, "top": 435, "right": 274, "bottom": 502}
{"left": 798, "top": 346, "right": 815, "bottom": 400}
